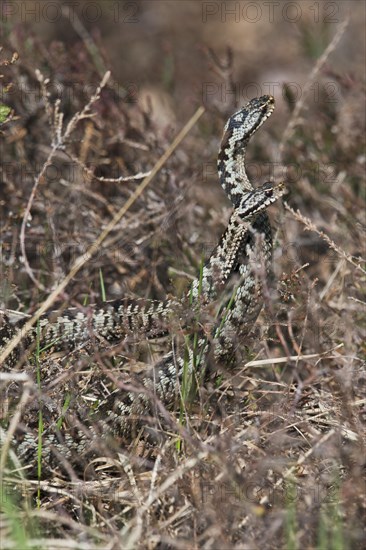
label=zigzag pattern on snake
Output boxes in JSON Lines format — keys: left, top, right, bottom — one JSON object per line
{"left": 0, "top": 96, "right": 285, "bottom": 474}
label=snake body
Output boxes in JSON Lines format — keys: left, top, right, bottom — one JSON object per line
{"left": 1, "top": 96, "right": 285, "bottom": 472}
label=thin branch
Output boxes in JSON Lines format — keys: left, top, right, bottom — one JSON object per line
{"left": 19, "top": 145, "right": 58, "bottom": 292}
{"left": 0, "top": 381, "right": 32, "bottom": 476}
{"left": 67, "top": 151, "right": 151, "bottom": 183}
{"left": 244, "top": 343, "right": 344, "bottom": 367}
{"left": 284, "top": 201, "right": 366, "bottom": 275}
{"left": 279, "top": 16, "right": 349, "bottom": 157}
{"left": 19, "top": 71, "right": 112, "bottom": 292}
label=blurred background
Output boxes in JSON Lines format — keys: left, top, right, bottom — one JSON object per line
{"left": 1, "top": 0, "right": 365, "bottom": 121}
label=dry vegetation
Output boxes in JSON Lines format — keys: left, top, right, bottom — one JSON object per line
{"left": 0, "top": 3, "right": 365, "bottom": 549}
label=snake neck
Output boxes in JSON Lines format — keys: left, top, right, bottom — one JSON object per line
{"left": 217, "top": 138, "right": 251, "bottom": 207}
{"left": 217, "top": 95, "right": 275, "bottom": 208}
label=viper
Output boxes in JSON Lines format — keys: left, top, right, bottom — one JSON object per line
{"left": 1, "top": 95, "right": 285, "bottom": 473}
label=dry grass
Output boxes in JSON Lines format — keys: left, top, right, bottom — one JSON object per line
{"left": 0, "top": 10, "right": 365, "bottom": 550}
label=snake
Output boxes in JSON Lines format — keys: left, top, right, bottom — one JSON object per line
{"left": 0, "top": 95, "right": 285, "bottom": 473}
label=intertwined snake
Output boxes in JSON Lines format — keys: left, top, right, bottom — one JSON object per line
{"left": 1, "top": 95, "right": 285, "bottom": 473}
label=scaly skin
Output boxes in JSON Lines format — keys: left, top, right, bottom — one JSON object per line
{"left": 1, "top": 96, "right": 284, "bottom": 474}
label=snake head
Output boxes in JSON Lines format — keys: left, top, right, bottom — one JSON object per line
{"left": 224, "top": 95, "right": 275, "bottom": 144}
{"left": 236, "top": 180, "right": 286, "bottom": 221}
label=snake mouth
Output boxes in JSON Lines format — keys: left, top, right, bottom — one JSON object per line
{"left": 249, "top": 94, "right": 275, "bottom": 109}
{"left": 251, "top": 95, "right": 275, "bottom": 120}
{"left": 256, "top": 95, "right": 275, "bottom": 117}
